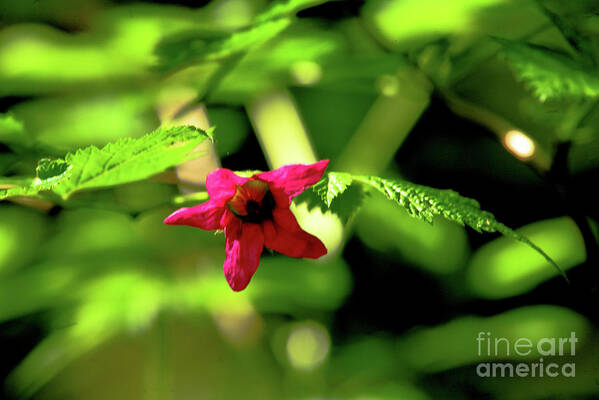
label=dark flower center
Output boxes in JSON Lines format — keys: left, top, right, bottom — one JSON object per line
{"left": 227, "top": 180, "right": 275, "bottom": 224}
{"left": 245, "top": 200, "right": 261, "bottom": 214}
{"left": 240, "top": 191, "right": 275, "bottom": 224}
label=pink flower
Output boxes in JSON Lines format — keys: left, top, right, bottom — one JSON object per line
{"left": 164, "top": 160, "right": 329, "bottom": 291}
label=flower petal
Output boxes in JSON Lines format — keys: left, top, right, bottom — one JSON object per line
{"left": 271, "top": 207, "right": 303, "bottom": 232}
{"left": 206, "top": 168, "right": 249, "bottom": 201}
{"left": 255, "top": 160, "right": 329, "bottom": 204}
{"left": 224, "top": 222, "right": 264, "bottom": 291}
{"left": 163, "top": 200, "right": 225, "bottom": 230}
{"left": 263, "top": 209, "right": 327, "bottom": 259}
{"left": 220, "top": 208, "right": 236, "bottom": 227}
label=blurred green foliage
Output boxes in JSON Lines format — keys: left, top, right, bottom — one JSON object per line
{"left": 1, "top": 0, "right": 598, "bottom": 399}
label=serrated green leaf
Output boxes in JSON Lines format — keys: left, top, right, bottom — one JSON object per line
{"left": 295, "top": 172, "right": 365, "bottom": 222}
{"left": 353, "top": 175, "right": 567, "bottom": 281}
{"left": 36, "top": 158, "right": 70, "bottom": 180}
{"left": 1, "top": 125, "right": 211, "bottom": 201}
{"left": 303, "top": 171, "right": 567, "bottom": 281}
{"left": 1, "top": 160, "right": 72, "bottom": 200}
{"left": 328, "top": 183, "right": 366, "bottom": 222}
{"left": 313, "top": 171, "right": 353, "bottom": 206}
{"left": 52, "top": 125, "right": 211, "bottom": 199}
{"left": 355, "top": 176, "right": 481, "bottom": 225}
{"left": 155, "top": 18, "right": 291, "bottom": 71}
{"left": 499, "top": 39, "right": 599, "bottom": 101}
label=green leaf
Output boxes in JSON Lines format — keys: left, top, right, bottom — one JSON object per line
{"left": 313, "top": 171, "right": 353, "bottom": 206}
{"left": 1, "top": 125, "right": 211, "bottom": 201}
{"left": 355, "top": 176, "right": 485, "bottom": 226}
{"left": 53, "top": 125, "right": 211, "bottom": 199}
{"left": 36, "top": 158, "right": 70, "bottom": 180}
{"left": 0, "top": 160, "right": 72, "bottom": 200}
{"left": 499, "top": 39, "right": 599, "bottom": 101}
{"left": 295, "top": 172, "right": 365, "bottom": 222}
{"left": 305, "top": 171, "right": 568, "bottom": 281}
{"left": 155, "top": 18, "right": 291, "bottom": 71}
{"left": 195, "top": 18, "right": 291, "bottom": 60}
{"left": 255, "top": 0, "right": 332, "bottom": 23}
{"left": 355, "top": 175, "right": 566, "bottom": 280}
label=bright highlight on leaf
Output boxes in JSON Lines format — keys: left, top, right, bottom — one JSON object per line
{"left": 300, "top": 171, "right": 568, "bottom": 281}
{"left": 1, "top": 125, "right": 211, "bottom": 201}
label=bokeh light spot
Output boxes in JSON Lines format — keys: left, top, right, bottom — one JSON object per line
{"left": 291, "top": 61, "right": 323, "bottom": 86}
{"left": 286, "top": 321, "right": 330, "bottom": 370}
{"left": 504, "top": 130, "right": 535, "bottom": 159}
{"left": 376, "top": 74, "right": 400, "bottom": 97}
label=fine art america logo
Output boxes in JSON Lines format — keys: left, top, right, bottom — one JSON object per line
{"left": 476, "top": 332, "right": 578, "bottom": 378}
